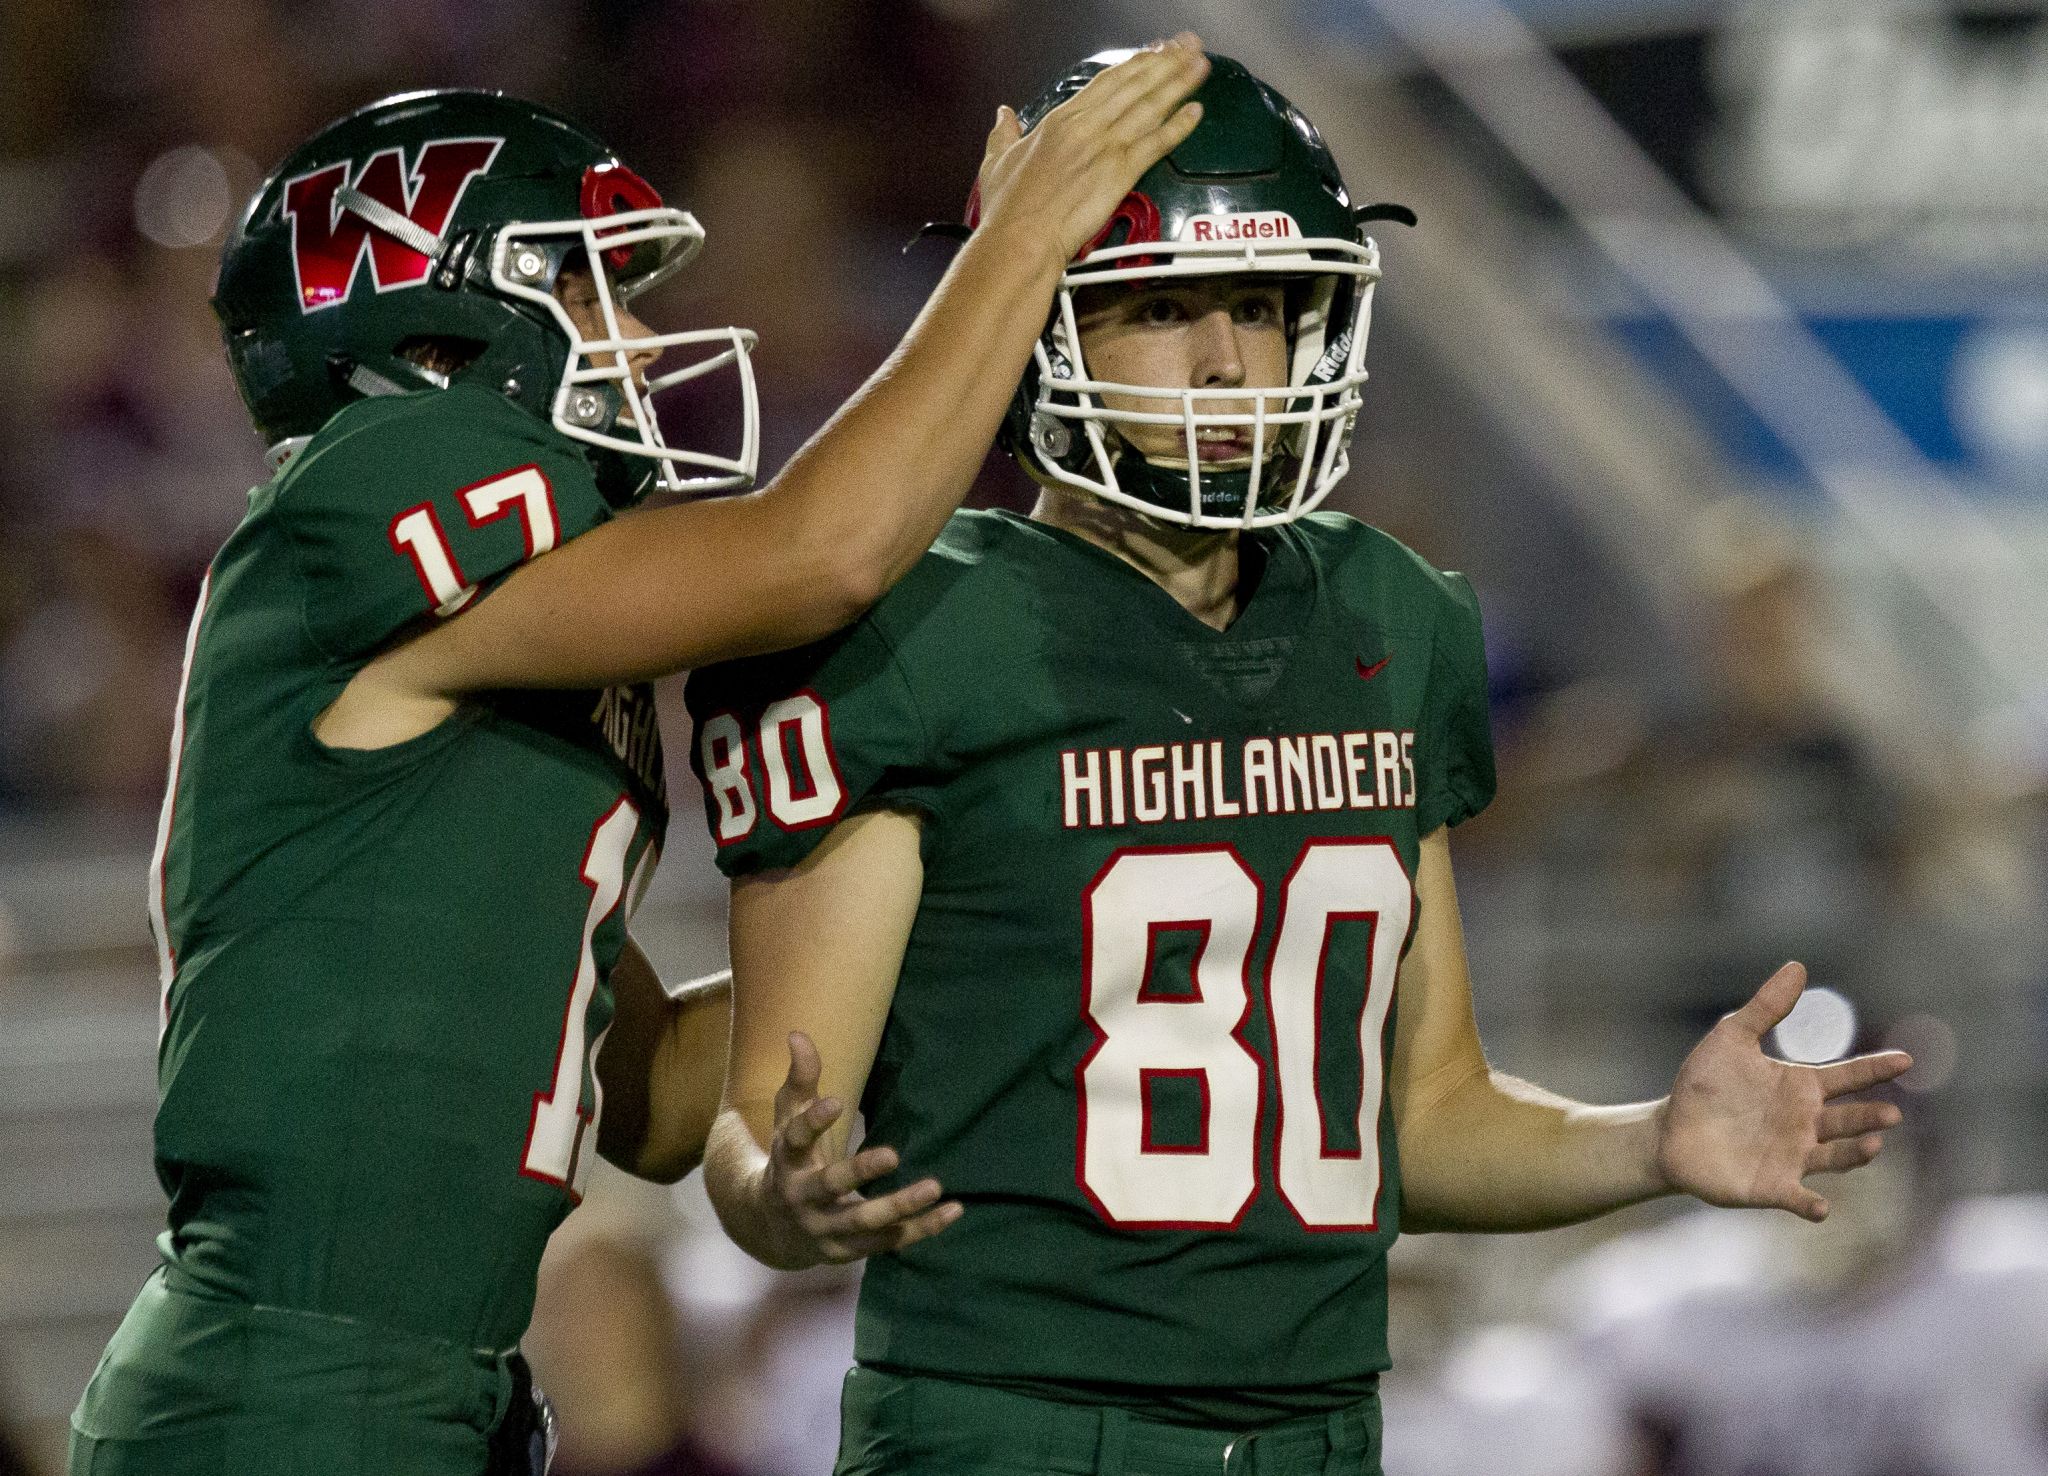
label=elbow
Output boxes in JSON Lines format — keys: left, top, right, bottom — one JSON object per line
{"left": 698, "top": 1113, "right": 752, "bottom": 1226}
{"left": 1396, "top": 1172, "right": 1455, "bottom": 1233}
{"left": 805, "top": 484, "right": 921, "bottom": 619}
{"left": 820, "top": 536, "right": 895, "bottom": 624}
{"left": 757, "top": 460, "right": 923, "bottom": 635}
{"left": 595, "top": 1089, "right": 711, "bottom": 1186}
{"left": 628, "top": 1145, "right": 703, "bottom": 1186}
{"left": 765, "top": 533, "right": 890, "bottom": 649}
{"left": 597, "top": 1126, "right": 702, "bottom": 1186}
{"left": 651, "top": 1152, "right": 703, "bottom": 1185}
{"left": 1390, "top": 1120, "right": 1456, "bottom": 1232}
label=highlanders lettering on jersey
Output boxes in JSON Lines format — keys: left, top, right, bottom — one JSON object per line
{"left": 1060, "top": 730, "right": 1415, "bottom": 830}
{"left": 590, "top": 685, "right": 665, "bottom": 801}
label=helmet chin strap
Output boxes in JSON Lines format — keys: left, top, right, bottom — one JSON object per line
{"left": 343, "top": 361, "right": 411, "bottom": 398}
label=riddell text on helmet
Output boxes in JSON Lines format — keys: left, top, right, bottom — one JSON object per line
{"left": 1181, "top": 211, "right": 1301, "bottom": 243}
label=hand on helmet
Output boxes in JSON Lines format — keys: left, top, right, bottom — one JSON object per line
{"left": 975, "top": 35, "right": 1210, "bottom": 271}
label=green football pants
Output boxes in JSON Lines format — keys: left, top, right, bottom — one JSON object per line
{"left": 69, "top": 1266, "right": 523, "bottom": 1476}
{"left": 836, "top": 1366, "right": 1383, "bottom": 1476}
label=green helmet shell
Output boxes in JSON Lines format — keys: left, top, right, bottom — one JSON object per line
{"left": 214, "top": 89, "right": 672, "bottom": 486}
{"left": 997, "top": 53, "right": 1391, "bottom": 528}
{"left": 1022, "top": 52, "right": 1356, "bottom": 242}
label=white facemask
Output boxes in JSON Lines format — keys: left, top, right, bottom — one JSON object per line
{"left": 492, "top": 206, "right": 759, "bottom": 495}
{"left": 1025, "top": 229, "right": 1382, "bottom": 529}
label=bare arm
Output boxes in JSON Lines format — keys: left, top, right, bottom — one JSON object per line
{"left": 1389, "top": 828, "right": 1665, "bottom": 1231}
{"left": 593, "top": 941, "right": 730, "bottom": 1183}
{"left": 705, "top": 807, "right": 956, "bottom": 1269}
{"left": 332, "top": 41, "right": 1210, "bottom": 725}
{"left": 1391, "top": 827, "right": 1911, "bottom": 1232}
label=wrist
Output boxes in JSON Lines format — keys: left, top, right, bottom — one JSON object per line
{"left": 708, "top": 1118, "right": 806, "bottom": 1270}
{"left": 1645, "top": 1096, "right": 1677, "bottom": 1195}
{"left": 746, "top": 1160, "right": 824, "bottom": 1272}
{"left": 963, "top": 207, "right": 1069, "bottom": 289}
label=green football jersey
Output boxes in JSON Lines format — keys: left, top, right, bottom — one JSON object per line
{"left": 146, "top": 385, "right": 667, "bottom": 1354}
{"left": 686, "top": 508, "right": 1493, "bottom": 1420}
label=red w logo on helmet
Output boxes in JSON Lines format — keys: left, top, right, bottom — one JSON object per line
{"left": 282, "top": 137, "right": 502, "bottom": 313}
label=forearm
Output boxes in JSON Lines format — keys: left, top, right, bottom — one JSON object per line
{"left": 595, "top": 964, "right": 730, "bottom": 1183}
{"left": 1398, "top": 1064, "right": 1671, "bottom": 1233}
{"left": 730, "top": 42, "right": 1210, "bottom": 627}
{"left": 406, "top": 221, "right": 1064, "bottom": 689}
{"left": 376, "top": 46, "right": 1209, "bottom": 693}
{"left": 748, "top": 218, "right": 1064, "bottom": 623}
{"left": 709, "top": 811, "right": 929, "bottom": 1269}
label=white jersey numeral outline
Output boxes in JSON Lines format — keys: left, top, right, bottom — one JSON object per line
{"left": 1077, "top": 838, "right": 1413, "bottom": 1230}
{"left": 1079, "top": 846, "right": 1265, "bottom": 1228}
{"left": 522, "top": 795, "right": 639, "bottom": 1199}
{"left": 758, "top": 690, "right": 847, "bottom": 830}
{"left": 1267, "top": 838, "right": 1412, "bottom": 1230}
{"left": 460, "top": 463, "right": 559, "bottom": 557}
{"left": 150, "top": 570, "right": 213, "bottom": 1036}
{"left": 698, "top": 712, "right": 758, "bottom": 843}
{"left": 388, "top": 503, "right": 475, "bottom": 616}
{"left": 697, "top": 693, "right": 847, "bottom": 835}
{"left": 388, "top": 464, "right": 561, "bottom": 617}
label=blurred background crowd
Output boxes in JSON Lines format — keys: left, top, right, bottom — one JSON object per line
{"left": 1, "top": 0, "right": 2044, "bottom": 1472}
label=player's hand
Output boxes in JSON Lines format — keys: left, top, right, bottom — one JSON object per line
{"left": 975, "top": 34, "right": 1210, "bottom": 269}
{"left": 756, "top": 1031, "right": 962, "bottom": 1267}
{"left": 1655, "top": 962, "right": 1912, "bottom": 1222}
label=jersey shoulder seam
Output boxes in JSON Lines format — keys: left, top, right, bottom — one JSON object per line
{"left": 279, "top": 387, "right": 593, "bottom": 507}
{"left": 857, "top": 610, "right": 938, "bottom": 770}
{"left": 861, "top": 512, "right": 1024, "bottom": 762}
{"left": 1299, "top": 511, "right": 1476, "bottom": 625}
{"left": 270, "top": 491, "right": 349, "bottom": 668}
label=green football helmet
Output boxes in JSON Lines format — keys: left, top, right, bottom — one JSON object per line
{"left": 213, "top": 88, "right": 758, "bottom": 501}
{"left": 993, "top": 53, "right": 1401, "bottom": 529}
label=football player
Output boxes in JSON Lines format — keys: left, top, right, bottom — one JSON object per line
{"left": 71, "top": 47, "right": 1211, "bottom": 1476}
{"left": 686, "top": 52, "right": 1915, "bottom": 1476}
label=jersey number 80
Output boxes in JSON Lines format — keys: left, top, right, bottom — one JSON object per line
{"left": 1079, "top": 840, "right": 1411, "bottom": 1233}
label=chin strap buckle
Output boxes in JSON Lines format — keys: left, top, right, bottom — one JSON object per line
{"left": 265, "top": 436, "right": 312, "bottom": 473}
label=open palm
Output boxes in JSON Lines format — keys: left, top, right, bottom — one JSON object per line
{"left": 1657, "top": 963, "right": 1911, "bottom": 1222}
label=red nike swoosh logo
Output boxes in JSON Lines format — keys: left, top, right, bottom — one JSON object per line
{"left": 1355, "top": 655, "right": 1390, "bottom": 681}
